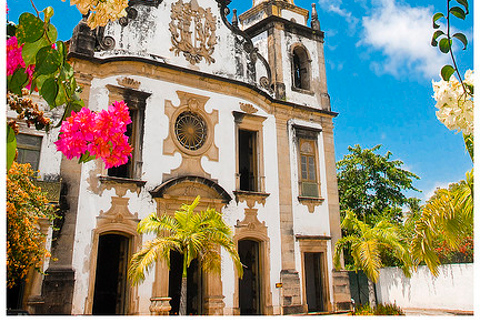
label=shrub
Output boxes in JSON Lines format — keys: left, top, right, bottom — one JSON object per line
{"left": 7, "top": 162, "right": 57, "bottom": 288}
{"left": 352, "top": 303, "right": 404, "bottom": 315}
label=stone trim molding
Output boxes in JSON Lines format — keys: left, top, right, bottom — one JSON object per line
{"left": 233, "top": 190, "right": 270, "bottom": 209}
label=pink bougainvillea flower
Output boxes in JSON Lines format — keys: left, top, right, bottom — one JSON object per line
{"left": 55, "top": 101, "right": 133, "bottom": 168}
{"left": 7, "top": 36, "right": 25, "bottom": 76}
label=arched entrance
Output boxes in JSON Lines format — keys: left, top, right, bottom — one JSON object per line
{"left": 238, "top": 239, "right": 261, "bottom": 315}
{"left": 149, "top": 176, "right": 232, "bottom": 315}
{"left": 92, "top": 234, "right": 130, "bottom": 315}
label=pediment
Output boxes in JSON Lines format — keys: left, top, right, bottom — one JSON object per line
{"left": 71, "top": 0, "right": 272, "bottom": 95}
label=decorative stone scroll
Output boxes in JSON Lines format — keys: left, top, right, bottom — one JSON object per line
{"left": 169, "top": 0, "right": 217, "bottom": 65}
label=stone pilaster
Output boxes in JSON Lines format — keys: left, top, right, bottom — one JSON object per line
{"left": 275, "top": 113, "right": 302, "bottom": 314}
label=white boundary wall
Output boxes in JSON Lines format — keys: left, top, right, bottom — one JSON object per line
{"left": 376, "top": 264, "right": 473, "bottom": 311}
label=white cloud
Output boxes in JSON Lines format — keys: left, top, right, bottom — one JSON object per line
{"left": 359, "top": 0, "right": 449, "bottom": 79}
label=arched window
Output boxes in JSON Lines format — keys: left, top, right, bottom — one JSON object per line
{"left": 292, "top": 46, "right": 311, "bottom": 91}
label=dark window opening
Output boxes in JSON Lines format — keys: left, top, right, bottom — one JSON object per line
{"left": 16, "top": 134, "right": 42, "bottom": 173}
{"left": 238, "top": 130, "right": 258, "bottom": 192}
{"left": 292, "top": 48, "right": 310, "bottom": 90}
{"left": 168, "top": 251, "right": 203, "bottom": 315}
{"left": 238, "top": 240, "right": 261, "bottom": 315}
{"left": 92, "top": 234, "right": 130, "bottom": 315}
{"left": 108, "top": 113, "right": 134, "bottom": 178}
{"left": 304, "top": 252, "right": 325, "bottom": 312}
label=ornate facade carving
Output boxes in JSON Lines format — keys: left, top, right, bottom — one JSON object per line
{"left": 163, "top": 91, "right": 219, "bottom": 180}
{"left": 169, "top": 0, "right": 217, "bottom": 65}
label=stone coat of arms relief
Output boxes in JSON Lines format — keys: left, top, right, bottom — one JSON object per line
{"left": 169, "top": 0, "right": 217, "bottom": 65}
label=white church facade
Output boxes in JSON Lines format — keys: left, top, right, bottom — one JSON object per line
{"left": 12, "top": 0, "right": 351, "bottom": 315}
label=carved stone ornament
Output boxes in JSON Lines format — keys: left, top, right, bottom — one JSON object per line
{"left": 117, "top": 77, "right": 141, "bottom": 90}
{"left": 239, "top": 102, "right": 258, "bottom": 114}
{"left": 169, "top": 0, "right": 217, "bottom": 65}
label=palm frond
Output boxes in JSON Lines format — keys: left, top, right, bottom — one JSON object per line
{"left": 128, "top": 237, "right": 181, "bottom": 285}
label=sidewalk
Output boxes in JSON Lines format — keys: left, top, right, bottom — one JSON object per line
{"left": 403, "top": 308, "right": 473, "bottom": 316}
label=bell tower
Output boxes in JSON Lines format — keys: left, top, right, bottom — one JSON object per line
{"left": 237, "top": 0, "right": 351, "bottom": 315}
{"left": 238, "top": 1, "right": 329, "bottom": 111}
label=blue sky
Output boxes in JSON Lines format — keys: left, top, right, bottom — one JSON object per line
{"left": 7, "top": 0, "right": 474, "bottom": 202}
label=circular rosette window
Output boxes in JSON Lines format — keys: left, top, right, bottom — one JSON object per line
{"left": 174, "top": 111, "right": 208, "bottom": 151}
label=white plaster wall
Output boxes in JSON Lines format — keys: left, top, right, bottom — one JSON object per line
{"left": 376, "top": 264, "right": 474, "bottom": 311}
{"left": 69, "top": 72, "right": 286, "bottom": 313}
{"left": 281, "top": 10, "right": 306, "bottom": 25}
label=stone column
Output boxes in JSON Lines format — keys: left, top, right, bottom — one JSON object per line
{"left": 275, "top": 112, "right": 303, "bottom": 314}
{"left": 204, "top": 271, "right": 225, "bottom": 315}
{"left": 24, "top": 218, "right": 51, "bottom": 314}
{"left": 150, "top": 254, "right": 172, "bottom": 315}
{"left": 321, "top": 118, "right": 351, "bottom": 310}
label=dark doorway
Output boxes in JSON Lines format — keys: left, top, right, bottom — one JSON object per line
{"left": 7, "top": 281, "right": 26, "bottom": 313}
{"left": 238, "top": 130, "right": 258, "bottom": 192}
{"left": 238, "top": 240, "right": 261, "bottom": 315}
{"left": 304, "top": 252, "right": 325, "bottom": 312}
{"left": 92, "top": 234, "right": 130, "bottom": 315}
{"left": 168, "top": 251, "right": 203, "bottom": 315}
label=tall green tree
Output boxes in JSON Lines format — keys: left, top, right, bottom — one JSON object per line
{"left": 337, "top": 144, "right": 420, "bottom": 224}
{"left": 334, "top": 210, "right": 412, "bottom": 309}
{"left": 128, "top": 196, "right": 243, "bottom": 315}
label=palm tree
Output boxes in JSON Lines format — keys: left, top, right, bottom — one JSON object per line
{"left": 333, "top": 210, "right": 411, "bottom": 309}
{"left": 128, "top": 196, "right": 243, "bottom": 315}
{"left": 410, "top": 169, "right": 473, "bottom": 276}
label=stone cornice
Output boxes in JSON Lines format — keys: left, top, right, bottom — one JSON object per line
{"left": 69, "top": 52, "right": 338, "bottom": 118}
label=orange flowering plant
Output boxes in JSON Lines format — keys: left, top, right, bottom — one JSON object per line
{"left": 7, "top": 163, "right": 57, "bottom": 289}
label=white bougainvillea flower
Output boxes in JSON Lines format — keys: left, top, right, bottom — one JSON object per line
{"left": 432, "top": 70, "right": 474, "bottom": 136}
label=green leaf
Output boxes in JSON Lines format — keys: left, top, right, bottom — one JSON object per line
{"left": 431, "top": 30, "right": 445, "bottom": 47}
{"left": 16, "top": 12, "right": 44, "bottom": 43}
{"left": 463, "top": 134, "right": 473, "bottom": 162}
{"left": 56, "top": 41, "right": 67, "bottom": 61}
{"left": 79, "top": 151, "right": 97, "bottom": 163}
{"left": 441, "top": 65, "right": 455, "bottom": 81}
{"left": 35, "top": 47, "right": 61, "bottom": 75}
{"left": 40, "top": 78, "right": 59, "bottom": 107}
{"left": 452, "top": 32, "right": 468, "bottom": 50}
{"left": 8, "top": 68, "right": 29, "bottom": 94}
{"left": 450, "top": 6, "right": 466, "bottom": 20}
{"left": 46, "top": 23, "right": 58, "bottom": 43}
{"left": 7, "top": 126, "right": 17, "bottom": 171}
{"left": 61, "top": 63, "right": 74, "bottom": 80}
{"left": 55, "top": 84, "right": 67, "bottom": 108}
{"left": 432, "top": 12, "right": 444, "bottom": 29}
{"left": 22, "top": 39, "right": 50, "bottom": 66}
{"left": 455, "top": 0, "right": 469, "bottom": 14}
{"left": 439, "top": 38, "right": 451, "bottom": 53}
{"left": 43, "top": 6, "right": 54, "bottom": 23}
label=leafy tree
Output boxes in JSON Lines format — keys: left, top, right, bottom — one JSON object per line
{"left": 334, "top": 210, "right": 411, "bottom": 309}
{"left": 7, "top": 162, "right": 57, "bottom": 288}
{"left": 337, "top": 144, "right": 420, "bottom": 225}
{"left": 128, "top": 196, "right": 243, "bottom": 315}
